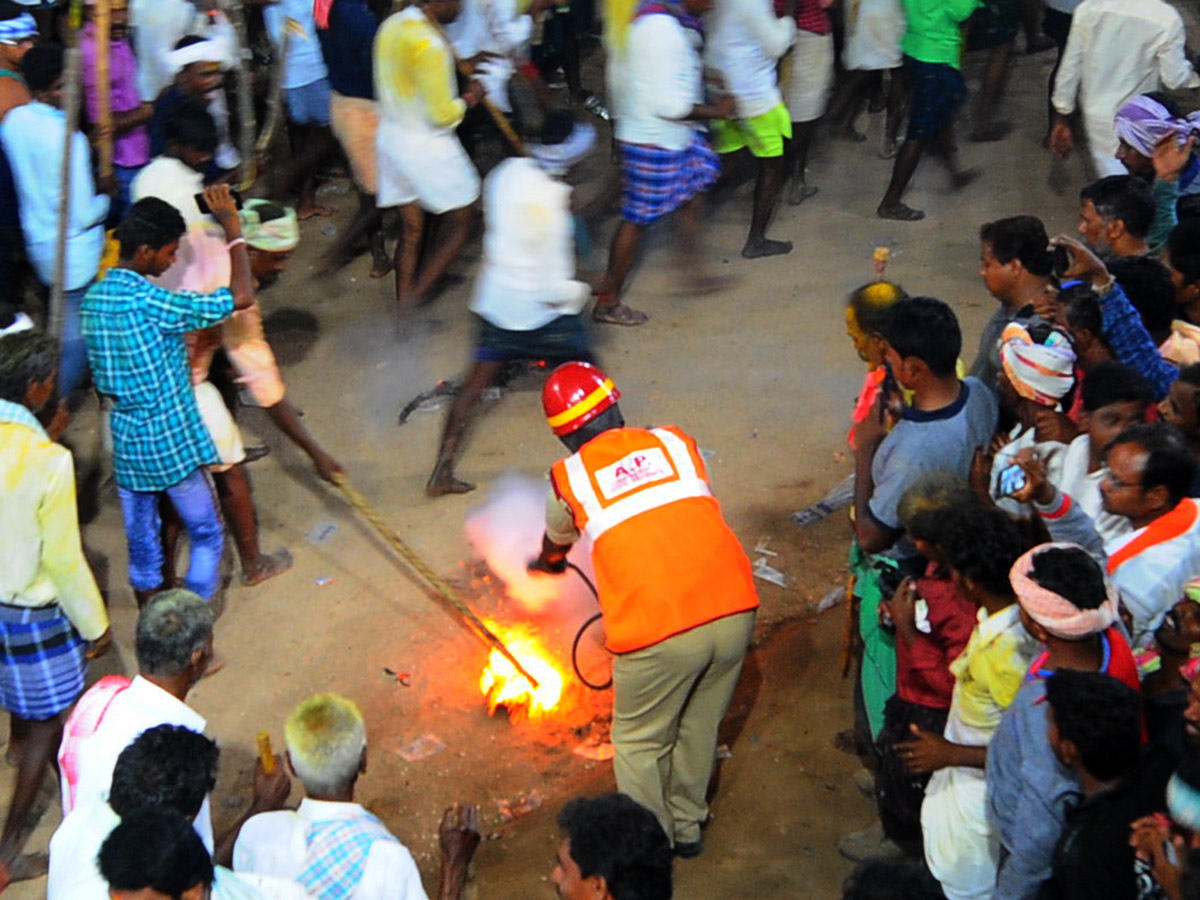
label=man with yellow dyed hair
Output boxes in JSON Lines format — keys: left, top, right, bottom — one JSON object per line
{"left": 234, "top": 692, "right": 480, "bottom": 900}
{"left": 374, "top": 0, "right": 484, "bottom": 321}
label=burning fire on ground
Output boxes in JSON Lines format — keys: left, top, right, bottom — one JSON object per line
{"left": 479, "top": 619, "right": 565, "bottom": 721}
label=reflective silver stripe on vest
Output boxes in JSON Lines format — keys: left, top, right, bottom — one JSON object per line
{"left": 563, "top": 428, "right": 712, "bottom": 541}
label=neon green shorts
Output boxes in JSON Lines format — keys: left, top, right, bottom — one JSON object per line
{"left": 711, "top": 103, "right": 792, "bottom": 158}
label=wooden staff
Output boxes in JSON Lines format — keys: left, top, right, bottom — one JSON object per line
{"left": 95, "top": 0, "right": 112, "bottom": 179}
{"left": 49, "top": 43, "right": 83, "bottom": 339}
{"left": 254, "top": 22, "right": 290, "bottom": 159}
{"left": 217, "top": 0, "right": 256, "bottom": 191}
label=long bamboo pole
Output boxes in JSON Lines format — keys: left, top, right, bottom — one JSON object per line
{"left": 217, "top": 0, "right": 256, "bottom": 191}
{"left": 49, "top": 40, "right": 83, "bottom": 339}
{"left": 95, "top": 0, "right": 112, "bottom": 179}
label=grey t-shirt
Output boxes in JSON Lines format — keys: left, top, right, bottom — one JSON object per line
{"left": 868, "top": 376, "right": 999, "bottom": 532}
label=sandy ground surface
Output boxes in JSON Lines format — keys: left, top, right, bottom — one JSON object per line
{"left": 4, "top": 37, "right": 1190, "bottom": 899}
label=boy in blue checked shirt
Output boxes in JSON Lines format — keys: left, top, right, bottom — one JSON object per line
{"left": 82, "top": 185, "right": 256, "bottom": 608}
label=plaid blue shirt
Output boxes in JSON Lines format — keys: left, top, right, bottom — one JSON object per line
{"left": 81, "top": 268, "right": 233, "bottom": 491}
{"left": 1099, "top": 281, "right": 1178, "bottom": 402}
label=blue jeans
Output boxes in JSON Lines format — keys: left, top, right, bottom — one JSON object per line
{"left": 57, "top": 282, "right": 92, "bottom": 399}
{"left": 118, "top": 468, "right": 224, "bottom": 600}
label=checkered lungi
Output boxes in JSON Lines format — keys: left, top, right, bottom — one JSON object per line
{"left": 0, "top": 603, "right": 87, "bottom": 721}
{"left": 619, "top": 134, "right": 721, "bottom": 226}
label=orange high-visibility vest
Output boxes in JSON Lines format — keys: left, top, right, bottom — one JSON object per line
{"left": 550, "top": 425, "right": 759, "bottom": 653}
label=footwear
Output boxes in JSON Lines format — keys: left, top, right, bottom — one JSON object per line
{"left": 593, "top": 302, "right": 649, "bottom": 326}
{"left": 838, "top": 824, "right": 905, "bottom": 862}
{"left": 243, "top": 445, "right": 270, "bottom": 463}
{"left": 877, "top": 202, "right": 925, "bottom": 221}
{"left": 673, "top": 839, "right": 704, "bottom": 859}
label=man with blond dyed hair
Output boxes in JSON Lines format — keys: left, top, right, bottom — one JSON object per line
{"left": 233, "top": 693, "right": 480, "bottom": 900}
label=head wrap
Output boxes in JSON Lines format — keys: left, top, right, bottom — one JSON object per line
{"left": 999, "top": 322, "right": 1077, "bottom": 406}
{"left": 167, "top": 39, "right": 225, "bottom": 74}
{"left": 1114, "top": 95, "right": 1200, "bottom": 159}
{"left": 528, "top": 121, "right": 596, "bottom": 176}
{"left": 1168, "top": 773, "right": 1200, "bottom": 832}
{"left": 0, "top": 14, "right": 38, "bottom": 43}
{"left": 240, "top": 200, "right": 300, "bottom": 252}
{"left": 1009, "top": 543, "right": 1117, "bottom": 640}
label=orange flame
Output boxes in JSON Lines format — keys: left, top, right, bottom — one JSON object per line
{"left": 479, "top": 621, "right": 564, "bottom": 720}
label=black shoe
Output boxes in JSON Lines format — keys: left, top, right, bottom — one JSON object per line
{"left": 243, "top": 445, "right": 271, "bottom": 463}
{"left": 673, "top": 840, "right": 703, "bottom": 859}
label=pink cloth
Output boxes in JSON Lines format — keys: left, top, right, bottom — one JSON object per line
{"left": 57, "top": 675, "right": 132, "bottom": 814}
{"left": 1010, "top": 543, "right": 1118, "bottom": 639}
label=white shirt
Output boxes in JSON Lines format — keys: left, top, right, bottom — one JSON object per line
{"left": 988, "top": 424, "right": 1067, "bottom": 518}
{"left": 470, "top": 158, "right": 588, "bottom": 331}
{"left": 233, "top": 798, "right": 428, "bottom": 900}
{"left": 1053, "top": 434, "right": 1133, "bottom": 545}
{"left": 704, "top": 0, "right": 795, "bottom": 119}
{"left": 57, "top": 676, "right": 214, "bottom": 853}
{"left": 1052, "top": 0, "right": 1198, "bottom": 167}
{"left": 0, "top": 102, "right": 109, "bottom": 291}
{"left": 264, "top": 0, "right": 330, "bottom": 90}
{"left": 445, "top": 0, "right": 531, "bottom": 112}
{"left": 610, "top": 14, "right": 703, "bottom": 149}
{"left": 132, "top": 155, "right": 207, "bottom": 225}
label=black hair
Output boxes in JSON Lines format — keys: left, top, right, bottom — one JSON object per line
{"left": 1179, "top": 364, "right": 1200, "bottom": 416}
{"left": 880, "top": 296, "right": 961, "bottom": 378}
{"left": 0, "top": 0, "right": 30, "bottom": 20}
{"left": 979, "top": 215, "right": 1053, "bottom": 277}
{"left": 557, "top": 794, "right": 672, "bottom": 900}
{"left": 1027, "top": 545, "right": 1107, "bottom": 611}
{"left": 173, "top": 34, "right": 208, "bottom": 51}
{"left": 109, "top": 725, "right": 219, "bottom": 820}
{"left": 164, "top": 97, "right": 219, "bottom": 154}
{"left": 251, "top": 200, "right": 288, "bottom": 224}
{"left": 1143, "top": 91, "right": 1184, "bottom": 119}
{"left": 1108, "top": 256, "right": 1178, "bottom": 339}
{"left": 1064, "top": 285, "right": 1103, "bottom": 338}
{"left": 897, "top": 471, "right": 979, "bottom": 549}
{"left": 1080, "top": 362, "right": 1154, "bottom": 414}
{"left": 562, "top": 402, "right": 623, "bottom": 454}
{"left": 115, "top": 198, "right": 186, "bottom": 259}
{"left": 942, "top": 506, "right": 1027, "bottom": 597}
{"left": 539, "top": 109, "right": 578, "bottom": 145}
{"left": 22, "top": 42, "right": 63, "bottom": 93}
{"left": 847, "top": 282, "right": 909, "bottom": 336}
{"left": 1182, "top": 848, "right": 1200, "bottom": 900}
{"left": 1080, "top": 176, "right": 1155, "bottom": 240}
{"left": 1111, "top": 422, "right": 1199, "bottom": 507}
{"left": 0, "top": 331, "right": 57, "bottom": 403}
{"left": 842, "top": 860, "right": 946, "bottom": 900}
{"left": 98, "top": 807, "right": 215, "bottom": 897}
{"left": 1045, "top": 669, "right": 1142, "bottom": 781}
{"left": 1168, "top": 220, "right": 1200, "bottom": 287}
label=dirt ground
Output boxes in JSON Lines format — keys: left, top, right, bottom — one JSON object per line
{"left": 2, "top": 37, "right": 1180, "bottom": 899}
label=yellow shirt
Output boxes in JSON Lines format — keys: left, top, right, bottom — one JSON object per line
{"left": 0, "top": 406, "right": 109, "bottom": 641}
{"left": 947, "top": 603, "right": 1035, "bottom": 739}
{"left": 374, "top": 6, "right": 466, "bottom": 131}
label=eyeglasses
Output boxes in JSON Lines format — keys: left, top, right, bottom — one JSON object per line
{"left": 1100, "top": 466, "right": 1142, "bottom": 491}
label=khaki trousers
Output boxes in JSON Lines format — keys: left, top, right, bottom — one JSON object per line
{"left": 611, "top": 610, "right": 756, "bottom": 845}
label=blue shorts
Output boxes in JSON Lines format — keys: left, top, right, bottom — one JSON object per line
{"left": 285, "top": 77, "right": 332, "bottom": 126}
{"left": 904, "top": 56, "right": 967, "bottom": 141}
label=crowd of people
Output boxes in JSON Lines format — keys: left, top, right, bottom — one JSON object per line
{"left": 1, "top": 0, "right": 1200, "bottom": 895}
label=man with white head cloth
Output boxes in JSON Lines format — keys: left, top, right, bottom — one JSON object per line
{"left": 987, "top": 322, "right": 1077, "bottom": 516}
{"left": 149, "top": 35, "right": 239, "bottom": 172}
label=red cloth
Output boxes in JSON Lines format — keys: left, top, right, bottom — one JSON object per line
{"left": 773, "top": 0, "right": 831, "bottom": 35}
{"left": 894, "top": 563, "right": 976, "bottom": 708}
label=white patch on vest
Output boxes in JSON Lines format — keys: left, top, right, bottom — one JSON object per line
{"left": 593, "top": 447, "right": 674, "bottom": 500}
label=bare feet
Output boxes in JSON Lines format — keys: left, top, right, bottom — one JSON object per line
{"left": 879, "top": 137, "right": 900, "bottom": 159}
{"left": 297, "top": 204, "right": 335, "bottom": 221}
{"left": 240, "top": 548, "right": 293, "bottom": 587}
{"left": 786, "top": 182, "right": 819, "bottom": 206}
{"left": 877, "top": 202, "right": 925, "bottom": 221}
{"left": 741, "top": 237, "right": 793, "bottom": 259}
{"left": 951, "top": 168, "right": 982, "bottom": 191}
{"left": 369, "top": 257, "right": 393, "bottom": 279}
{"left": 427, "top": 466, "right": 476, "bottom": 497}
{"left": 593, "top": 302, "right": 649, "bottom": 326}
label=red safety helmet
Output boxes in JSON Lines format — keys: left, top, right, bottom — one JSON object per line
{"left": 542, "top": 362, "right": 621, "bottom": 436}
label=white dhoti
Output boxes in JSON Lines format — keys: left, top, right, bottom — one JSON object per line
{"left": 376, "top": 118, "right": 481, "bottom": 213}
{"left": 1082, "top": 113, "right": 1127, "bottom": 177}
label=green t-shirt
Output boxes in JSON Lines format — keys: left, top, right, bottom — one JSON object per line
{"left": 900, "top": 0, "right": 982, "bottom": 67}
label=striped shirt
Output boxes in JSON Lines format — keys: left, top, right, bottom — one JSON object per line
{"left": 81, "top": 267, "right": 233, "bottom": 491}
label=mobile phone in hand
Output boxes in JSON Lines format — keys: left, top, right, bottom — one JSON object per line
{"left": 194, "top": 187, "right": 243, "bottom": 217}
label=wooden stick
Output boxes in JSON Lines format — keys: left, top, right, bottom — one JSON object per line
{"left": 95, "top": 0, "right": 112, "bottom": 179}
{"left": 49, "top": 44, "right": 83, "bottom": 339}
{"left": 256, "top": 731, "right": 276, "bottom": 773}
{"left": 840, "top": 574, "right": 858, "bottom": 678}
{"left": 255, "top": 22, "right": 290, "bottom": 159}
{"left": 332, "top": 474, "right": 542, "bottom": 689}
{"left": 218, "top": 0, "right": 256, "bottom": 191}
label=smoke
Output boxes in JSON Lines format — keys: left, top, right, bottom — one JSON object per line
{"left": 464, "top": 471, "right": 598, "bottom": 618}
